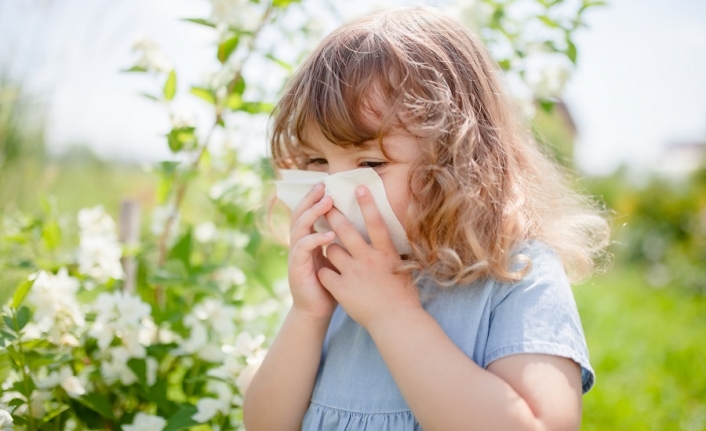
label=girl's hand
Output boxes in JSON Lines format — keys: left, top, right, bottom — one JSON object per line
{"left": 318, "top": 186, "right": 422, "bottom": 330}
{"left": 288, "top": 183, "right": 338, "bottom": 321}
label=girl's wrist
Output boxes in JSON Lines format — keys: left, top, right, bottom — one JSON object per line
{"left": 366, "top": 304, "right": 428, "bottom": 340}
{"left": 289, "top": 305, "right": 335, "bottom": 330}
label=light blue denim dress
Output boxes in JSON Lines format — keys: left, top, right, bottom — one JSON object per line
{"left": 301, "top": 242, "right": 595, "bottom": 431}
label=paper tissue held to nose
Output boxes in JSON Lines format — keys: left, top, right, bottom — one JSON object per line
{"left": 274, "top": 168, "right": 412, "bottom": 255}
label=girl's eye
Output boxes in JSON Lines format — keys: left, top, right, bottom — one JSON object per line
{"left": 307, "top": 158, "right": 328, "bottom": 165}
{"left": 360, "top": 161, "right": 388, "bottom": 169}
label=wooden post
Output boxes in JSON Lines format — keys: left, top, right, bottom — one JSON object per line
{"left": 119, "top": 200, "right": 141, "bottom": 293}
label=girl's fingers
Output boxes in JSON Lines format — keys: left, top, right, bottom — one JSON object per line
{"left": 290, "top": 195, "right": 333, "bottom": 244}
{"left": 317, "top": 266, "right": 339, "bottom": 292}
{"left": 290, "top": 231, "right": 336, "bottom": 265}
{"left": 324, "top": 208, "right": 369, "bottom": 257}
{"left": 290, "top": 183, "right": 325, "bottom": 228}
{"left": 355, "top": 186, "right": 396, "bottom": 251}
{"left": 324, "top": 243, "right": 350, "bottom": 271}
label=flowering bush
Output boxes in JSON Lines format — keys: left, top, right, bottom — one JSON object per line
{"left": 0, "top": 1, "right": 599, "bottom": 429}
{"left": 0, "top": 0, "right": 301, "bottom": 429}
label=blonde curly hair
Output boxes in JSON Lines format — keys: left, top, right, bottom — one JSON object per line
{"left": 270, "top": 6, "right": 610, "bottom": 285}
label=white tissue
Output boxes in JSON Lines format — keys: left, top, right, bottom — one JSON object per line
{"left": 275, "top": 168, "right": 412, "bottom": 255}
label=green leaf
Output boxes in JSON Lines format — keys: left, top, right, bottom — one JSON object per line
{"left": 538, "top": 99, "right": 555, "bottom": 113}
{"left": 566, "top": 38, "right": 577, "bottom": 63}
{"left": 13, "top": 377, "right": 36, "bottom": 398}
{"left": 122, "top": 65, "right": 148, "bottom": 73}
{"left": 40, "top": 405, "right": 70, "bottom": 425}
{"left": 240, "top": 101, "right": 275, "bottom": 114}
{"left": 128, "top": 358, "right": 148, "bottom": 389}
{"left": 166, "top": 127, "right": 197, "bottom": 153}
{"left": 190, "top": 87, "right": 216, "bottom": 105}
{"left": 140, "top": 92, "right": 160, "bottom": 101}
{"left": 164, "top": 404, "right": 199, "bottom": 431}
{"left": 12, "top": 279, "right": 33, "bottom": 308}
{"left": 228, "top": 74, "right": 246, "bottom": 96}
{"left": 0, "top": 329, "right": 16, "bottom": 342}
{"left": 265, "top": 53, "right": 293, "bottom": 73}
{"left": 539, "top": 15, "right": 562, "bottom": 29}
{"left": 157, "top": 176, "right": 174, "bottom": 204}
{"left": 181, "top": 18, "right": 216, "bottom": 28}
{"left": 497, "top": 59, "right": 511, "bottom": 71}
{"left": 41, "top": 221, "right": 61, "bottom": 250}
{"left": 168, "top": 229, "right": 193, "bottom": 272}
{"left": 164, "top": 70, "right": 177, "bottom": 101}
{"left": 226, "top": 93, "right": 242, "bottom": 110}
{"left": 3, "top": 316, "right": 15, "bottom": 332}
{"left": 272, "top": 0, "right": 301, "bottom": 8}
{"left": 218, "top": 35, "right": 239, "bottom": 64}
{"left": 77, "top": 394, "right": 116, "bottom": 420}
{"left": 16, "top": 306, "right": 30, "bottom": 331}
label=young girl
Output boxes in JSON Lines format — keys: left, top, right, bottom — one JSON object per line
{"left": 244, "top": 6, "right": 609, "bottom": 431}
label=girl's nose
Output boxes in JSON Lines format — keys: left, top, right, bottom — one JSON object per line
{"left": 326, "top": 163, "right": 356, "bottom": 176}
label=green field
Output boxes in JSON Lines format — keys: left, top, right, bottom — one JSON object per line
{"left": 577, "top": 267, "right": 706, "bottom": 430}
{"left": 2, "top": 162, "right": 705, "bottom": 430}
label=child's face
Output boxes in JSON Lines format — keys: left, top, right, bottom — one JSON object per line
{"left": 303, "top": 126, "right": 422, "bottom": 226}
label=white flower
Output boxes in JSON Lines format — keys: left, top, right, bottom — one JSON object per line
{"left": 78, "top": 206, "right": 118, "bottom": 238}
{"left": 59, "top": 368, "right": 86, "bottom": 398}
{"left": 27, "top": 268, "right": 85, "bottom": 336}
{"left": 0, "top": 408, "right": 12, "bottom": 430}
{"left": 209, "top": 0, "right": 264, "bottom": 32}
{"left": 101, "top": 347, "right": 137, "bottom": 385}
{"left": 89, "top": 291, "right": 153, "bottom": 357}
{"left": 77, "top": 206, "right": 124, "bottom": 283}
{"left": 194, "top": 221, "right": 217, "bottom": 243}
{"left": 198, "top": 343, "right": 225, "bottom": 363}
{"left": 132, "top": 36, "right": 171, "bottom": 73}
{"left": 232, "top": 331, "right": 265, "bottom": 358}
{"left": 181, "top": 320, "right": 208, "bottom": 354}
{"left": 61, "top": 333, "right": 80, "bottom": 347}
{"left": 236, "top": 362, "right": 261, "bottom": 396}
{"left": 114, "top": 292, "right": 151, "bottom": 328}
{"left": 122, "top": 328, "right": 147, "bottom": 358}
{"left": 209, "top": 169, "right": 263, "bottom": 208}
{"left": 170, "top": 105, "right": 196, "bottom": 129}
{"left": 146, "top": 357, "right": 159, "bottom": 387}
{"left": 193, "top": 299, "right": 237, "bottom": 338}
{"left": 123, "top": 412, "right": 167, "bottom": 431}
{"left": 29, "top": 390, "right": 52, "bottom": 418}
{"left": 526, "top": 58, "right": 571, "bottom": 100}
{"left": 192, "top": 397, "right": 224, "bottom": 422}
{"left": 78, "top": 235, "right": 124, "bottom": 282}
{"left": 216, "top": 266, "right": 247, "bottom": 290}
{"left": 207, "top": 354, "right": 244, "bottom": 382}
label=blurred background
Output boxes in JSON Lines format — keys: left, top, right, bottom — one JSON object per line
{"left": 1, "top": 0, "right": 705, "bottom": 429}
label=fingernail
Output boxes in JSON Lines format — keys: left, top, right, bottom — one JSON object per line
{"left": 314, "top": 183, "right": 324, "bottom": 191}
{"left": 356, "top": 186, "right": 366, "bottom": 197}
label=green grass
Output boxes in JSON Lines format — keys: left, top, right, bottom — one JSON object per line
{"left": 576, "top": 266, "right": 706, "bottom": 431}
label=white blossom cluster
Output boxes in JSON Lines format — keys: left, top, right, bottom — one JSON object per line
{"left": 77, "top": 206, "right": 125, "bottom": 283}
{"left": 131, "top": 36, "right": 172, "bottom": 73}
{"left": 88, "top": 290, "right": 160, "bottom": 385}
{"left": 209, "top": 168, "right": 263, "bottom": 209}
{"left": 24, "top": 268, "right": 85, "bottom": 344}
{"left": 209, "top": 0, "right": 265, "bottom": 32}
{"left": 0, "top": 403, "right": 12, "bottom": 431}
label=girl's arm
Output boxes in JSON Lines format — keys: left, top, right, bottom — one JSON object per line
{"left": 318, "top": 187, "right": 582, "bottom": 431}
{"left": 242, "top": 308, "right": 331, "bottom": 431}
{"left": 368, "top": 308, "right": 582, "bottom": 431}
{"left": 243, "top": 184, "right": 337, "bottom": 431}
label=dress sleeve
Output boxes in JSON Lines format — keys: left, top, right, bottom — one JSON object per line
{"left": 484, "top": 243, "right": 595, "bottom": 393}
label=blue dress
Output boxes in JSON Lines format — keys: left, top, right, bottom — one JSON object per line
{"left": 301, "top": 242, "right": 595, "bottom": 431}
